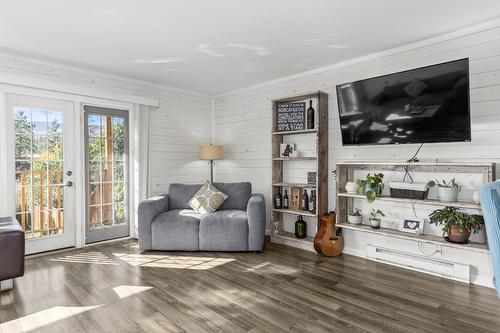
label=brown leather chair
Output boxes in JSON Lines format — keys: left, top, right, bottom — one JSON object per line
{"left": 0, "top": 216, "right": 25, "bottom": 287}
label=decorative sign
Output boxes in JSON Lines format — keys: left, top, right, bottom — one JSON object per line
{"left": 277, "top": 102, "right": 306, "bottom": 132}
{"left": 399, "top": 217, "right": 425, "bottom": 234}
{"left": 307, "top": 172, "right": 317, "bottom": 186}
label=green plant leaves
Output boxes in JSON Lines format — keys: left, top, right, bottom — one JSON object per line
{"left": 429, "top": 206, "right": 484, "bottom": 235}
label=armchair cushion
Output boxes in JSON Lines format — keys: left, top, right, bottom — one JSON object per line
{"left": 151, "top": 209, "right": 201, "bottom": 251}
{"left": 169, "top": 184, "right": 203, "bottom": 210}
{"left": 138, "top": 194, "right": 169, "bottom": 250}
{"left": 199, "top": 210, "right": 248, "bottom": 251}
{"left": 214, "top": 182, "right": 252, "bottom": 210}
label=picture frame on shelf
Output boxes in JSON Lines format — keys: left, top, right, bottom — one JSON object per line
{"left": 399, "top": 217, "right": 425, "bottom": 234}
{"left": 280, "top": 143, "right": 296, "bottom": 158}
{"left": 307, "top": 172, "right": 317, "bottom": 186}
{"left": 290, "top": 187, "right": 302, "bottom": 211}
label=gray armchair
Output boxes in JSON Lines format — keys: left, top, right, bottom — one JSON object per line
{"left": 138, "top": 182, "right": 266, "bottom": 252}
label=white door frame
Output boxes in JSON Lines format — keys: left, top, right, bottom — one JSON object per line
{"left": 0, "top": 84, "right": 142, "bottom": 253}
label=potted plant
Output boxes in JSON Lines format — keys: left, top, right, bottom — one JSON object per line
{"left": 427, "top": 178, "right": 461, "bottom": 202}
{"left": 347, "top": 208, "right": 363, "bottom": 225}
{"left": 369, "top": 209, "right": 385, "bottom": 229}
{"left": 429, "top": 206, "right": 484, "bottom": 244}
{"left": 357, "top": 173, "right": 384, "bottom": 203}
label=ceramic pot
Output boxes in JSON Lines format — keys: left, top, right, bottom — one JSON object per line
{"left": 472, "top": 191, "right": 480, "bottom": 204}
{"left": 448, "top": 226, "right": 471, "bottom": 244}
{"left": 370, "top": 218, "right": 381, "bottom": 229}
{"left": 345, "top": 182, "right": 357, "bottom": 194}
{"left": 438, "top": 186, "right": 459, "bottom": 202}
{"left": 348, "top": 214, "right": 363, "bottom": 225}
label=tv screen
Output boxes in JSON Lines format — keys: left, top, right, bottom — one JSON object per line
{"left": 336, "top": 58, "right": 471, "bottom": 146}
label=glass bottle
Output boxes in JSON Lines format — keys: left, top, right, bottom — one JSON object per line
{"left": 307, "top": 100, "right": 315, "bottom": 129}
{"left": 283, "top": 190, "right": 289, "bottom": 209}
{"left": 295, "top": 215, "right": 307, "bottom": 239}
{"left": 302, "top": 189, "right": 309, "bottom": 211}
{"left": 274, "top": 191, "right": 282, "bottom": 209}
{"left": 309, "top": 190, "right": 316, "bottom": 214}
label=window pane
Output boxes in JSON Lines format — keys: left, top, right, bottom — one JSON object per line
{"left": 113, "top": 161, "right": 124, "bottom": 182}
{"left": 88, "top": 115, "right": 101, "bottom": 137}
{"left": 89, "top": 206, "right": 101, "bottom": 229}
{"left": 14, "top": 108, "right": 31, "bottom": 136}
{"left": 113, "top": 182, "right": 124, "bottom": 203}
{"left": 49, "top": 186, "right": 64, "bottom": 210}
{"left": 32, "top": 135, "right": 48, "bottom": 160}
{"left": 88, "top": 161, "right": 101, "bottom": 183}
{"left": 89, "top": 183, "right": 102, "bottom": 205}
{"left": 102, "top": 183, "right": 112, "bottom": 204}
{"left": 88, "top": 137, "right": 102, "bottom": 161}
{"left": 15, "top": 161, "right": 31, "bottom": 186}
{"left": 48, "top": 112, "right": 63, "bottom": 133}
{"left": 102, "top": 205, "right": 113, "bottom": 226}
{"left": 48, "top": 161, "right": 63, "bottom": 186}
{"left": 114, "top": 202, "right": 125, "bottom": 224}
{"left": 32, "top": 186, "right": 48, "bottom": 212}
{"left": 112, "top": 117, "right": 125, "bottom": 160}
{"left": 31, "top": 109, "right": 48, "bottom": 134}
{"left": 48, "top": 132, "right": 63, "bottom": 160}
{"left": 32, "top": 161, "right": 47, "bottom": 186}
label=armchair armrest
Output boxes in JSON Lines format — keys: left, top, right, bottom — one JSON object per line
{"left": 138, "top": 194, "right": 169, "bottom": 250}
{"left": 247, "top": 193, "right": 266, "bottom": 251}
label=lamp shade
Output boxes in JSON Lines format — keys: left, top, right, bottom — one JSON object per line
{"left": 200, "top": 144, "right": 224, "bottom": 160}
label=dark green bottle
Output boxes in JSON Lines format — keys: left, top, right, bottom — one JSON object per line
{"left": 295, "top": 215, "right": 307, "bottom": 239}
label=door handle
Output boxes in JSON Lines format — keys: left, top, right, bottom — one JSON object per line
{"left": 59, "top": 181, "right": 73, "bottom": 187}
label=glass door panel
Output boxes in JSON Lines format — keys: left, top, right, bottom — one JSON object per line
{"left": 8, "top": 94, "right": 75, "bottom": 254}
{"left": 84, "top": 106, "right": 129, "bottom": 243}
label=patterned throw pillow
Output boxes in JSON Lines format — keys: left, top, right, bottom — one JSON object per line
{"left": 188, "top": 182, "right": 228, "bottom": 216}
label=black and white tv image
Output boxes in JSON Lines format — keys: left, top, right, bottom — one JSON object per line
{"left": 336, "top": 58, "right": 471, "bottom": 146}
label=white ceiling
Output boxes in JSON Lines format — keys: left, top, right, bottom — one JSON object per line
{"left": 1, "top": 0, "right": 500, "bottom": 95}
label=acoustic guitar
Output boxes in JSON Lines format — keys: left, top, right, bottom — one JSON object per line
{"left": 320, "top": 211, "right": 344, "bottom": 257}
{"left": 314, "top": 213, "right": 330, "bottom": 254}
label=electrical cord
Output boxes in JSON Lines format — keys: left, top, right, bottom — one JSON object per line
{"left": 403, "top": 143, "right": 424, "bottom": 182}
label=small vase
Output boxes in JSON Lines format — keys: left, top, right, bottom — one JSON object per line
{"left": 370, "top": 218, "right": 381, "bottom": 229}
{"left": 438, "top": 186, "right": 459, "bottom": 202}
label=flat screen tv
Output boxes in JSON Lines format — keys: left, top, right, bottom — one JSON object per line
{"left": 336, "top": 58, "right": 471, "bottom": 146}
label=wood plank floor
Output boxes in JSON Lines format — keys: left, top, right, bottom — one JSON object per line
{"left": 1, "top": 238, "right": 500, "bottom": 333}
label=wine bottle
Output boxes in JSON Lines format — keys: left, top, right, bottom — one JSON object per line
{"left": 309, "top": 190, "right": 316, "bottom": 214}
{"left": 274, "top": 192, "right": 282, "bottom": 209}
{"left": 307, "top": 100, "right": 315, "bottom": 129}
{"left": 283, "top": 190, "right": 289, "bottom": 209}
{"left": 302, "top": 189, "right": 309, "bottom": 211}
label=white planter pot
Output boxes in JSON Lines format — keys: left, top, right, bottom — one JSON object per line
{"left": 438, "top": 186, "right": 459, "bottom": 202}
{"left": 370, "top": 218, "right": 381, "bottom": 229}
{"left": 345, "top": 182, "right": 358, "bottom": 194}
{"left": 348, "top": 214, "right": 363, "bottom": 225}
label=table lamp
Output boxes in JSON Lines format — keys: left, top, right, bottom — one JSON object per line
{"left": 200, "top": 144, "right": 224, "bottom": 182}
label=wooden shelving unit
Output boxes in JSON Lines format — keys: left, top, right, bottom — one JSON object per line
{"left": 270, "top": 91, "right": 328, "bottom": 249}
{"left": 336, "top": 161, "right": 495, "bottom": 252}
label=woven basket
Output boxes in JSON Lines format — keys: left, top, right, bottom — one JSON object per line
{"left": 390, "top": 187, "right": 429, "bottom": 200}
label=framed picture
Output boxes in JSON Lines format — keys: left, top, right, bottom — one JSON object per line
{"left": 307, "top": 172, "right": 317, "bottom": 186}
{"left": 399, "top": 217, "right": 425, "bottom": 234}
{"left": 290, "top": 187, "right": 302, "bottom": 211}
{"left": 280, "top": 143, "right": 296, "bottom": 158}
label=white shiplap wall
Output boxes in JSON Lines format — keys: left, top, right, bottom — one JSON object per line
{"left": 214, "top": 25, "right": 500, "bottom": 287}
{"left": 0, "top": 53, "right": 213, "bottom": 198}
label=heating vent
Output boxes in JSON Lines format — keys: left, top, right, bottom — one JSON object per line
{"left": 366, "top": 245, "right": 470, "bottom": 283}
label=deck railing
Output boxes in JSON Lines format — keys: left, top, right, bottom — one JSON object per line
{"left": 16, "top": 170, "right": 64, "bottom": 236}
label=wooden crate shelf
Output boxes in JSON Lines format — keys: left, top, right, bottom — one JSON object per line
{"left": 271, "top": 91, "right": 328, "bottom": 251}
{"left": 337, "top": 192, "right": 481, "bottom": 210}
{"left": 335, "top": 161, "right": 495, "bottom": 253}
{"left": 336, "top": 222, "right": 489, "bottom": 253}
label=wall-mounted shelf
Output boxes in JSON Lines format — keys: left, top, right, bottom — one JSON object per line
{"left": 272, "top": 157, "right": 317, "bottom": 161}
{"left": 338, "top": 192, "right": 481, "bottom": 210}
{"left": 272, "top": 129, "right": 317, "bottom": 135}
{"left": 336, "top": 222, "right": 489, "bottom": 253}
{"left": 273, "top": 183, "right": 316, "bottom": 189}
{"left": 336, "top": 161, "right": 495, "bottom": 253}
{"left": 272, "top": 208, "right": 317, "bottom": 217}
{"left": 271, "top": 91, "right": 328, "bottom": 250}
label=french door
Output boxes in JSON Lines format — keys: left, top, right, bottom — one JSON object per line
{"left": 84, "top": 106, "right": 129, "bottom": 244}
{"left": 8, "top": 94, "right": 76, "bottom": 254}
